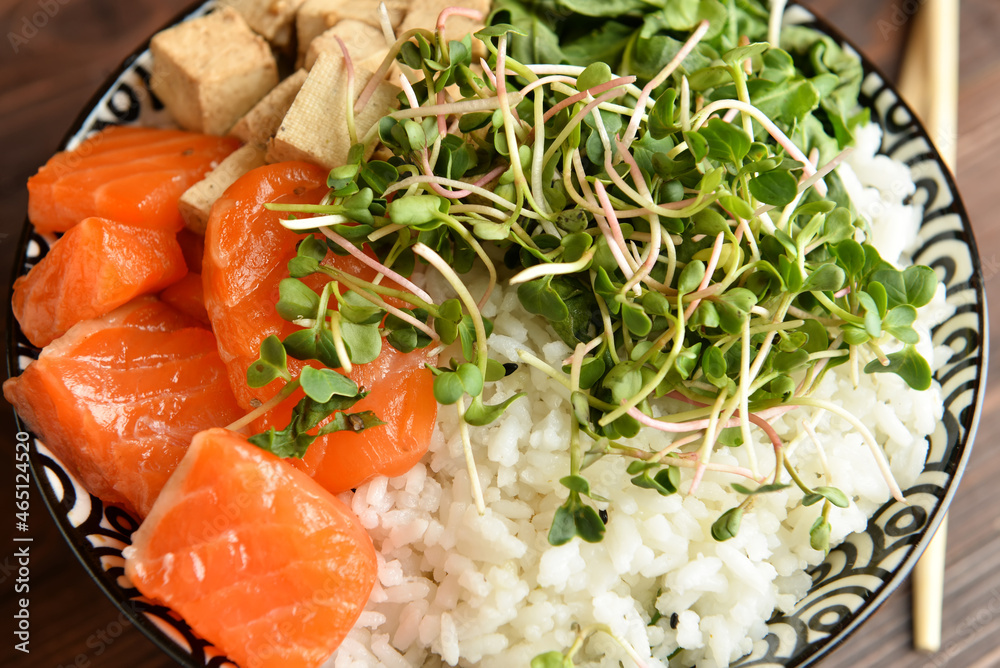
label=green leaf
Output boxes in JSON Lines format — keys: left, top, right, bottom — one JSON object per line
{"left": 722, "top": 42, "right": 768, "bottom": 66}
{"left": 810, "top": 516, "right": 831, "bottom": 552}
{"left": 883, "top": 305, "right": 919, "bottom": 344}
{"left": 531, "top": 651, "right": 571, "bottom": 668}
{"left": 338, "top": 291, "right": 383, "bottom": 325}
{"left": 902, "top": 265, "right": 938, "bottom": 307}
{"left": 870, "top": 267, "right": 906, "bottom": 308}
{"left": 857, "top": 291, "right": 883, "bottom": 338}
{"left": 702, "top": 345, "right": 727, "bottom": 381}
{"left": 868, "top": 281, "right": 888, "bottom": 318}
{"left": 246, "top": 335, "right": 290, "bottom": 387}
{"left": 840, "top": 323, "right": 870, "bottom": 346}
{"left": 602, "top": 363, "right": 642, "bottom": 405}
{"left": 455, "top": 362, "right": 484, "bottom": 397}
{"left": 718, "top": 195, "right": 755, "bottom": 220}
{"left": 340, "top": 321, "right": 382, "bottom": 364}
{"left": 327, "top": 163, "right": 359, "bottom": 192}
{"left": 433, "top": 371, "right": 464, "bottom": 404}
{"left": 772, "top": 349, "right": 809, "bottom": 372}
{"left": 485, "top": 358, "right": 508, "bottom": 382}
{"left": 813, "top": 486, "right": 850, "bottom": 508}
{"left": 518, "top": 277, "right": 569, "bottom": 321}
{"left": 276, "top": 279, "right": 320, "bottom": 322}
{"left": 864, "top": 345, "right": 932, "bottom": 391}
{"left": 360, "top": 160, "right": 399, "bottom": 194}
{"left": 315, "top": 409, "right": 385, "bottom": 437}
{"left": 683, "top": 130, "right": 709, "bottom": 162}
{"left": 731, "top": 482, "right": 792, "bottom": 496}
{"left": 463, "top": 392, "right": 526, "bottom": 426}
{"left": 711, "top": 507, "right": 743, "bottom": 541}
{"left": 679, "top": 260, "right": 706, "bottom": 294}
{"left": 803, "top": 263, "right": 846, "bottom": 292}
{"left": 749, "top": 169, "right": 798, "bottom": 207}
{"left": 832, "top": 239, "right": 865, "bottom": 277}
{"left": 548, "top": 500, "right": 577, "bottom": 546}
{"left": 622, "top": 302, "right": 652, "bottom": 337}
{"left": 298, "top": 366, "right": 358, "bottom": 402}
{"left": 474, "top": 23, "right": 527, "bottom": 39}
{"left": 700, "top": 118, "right": 752, "bottom": 165}
{"left": 577, "top": 61, "right": 612, "bottom": 91}
{"left": 560, "top": 475, "right": 591, "bottom": 495}
{"left": 649, "top": 88, "right": 680, "bottom": 139}
{"left": 630, "top": 467, "right": 680, "bottom": 496}
{"left": 388, "top": 194, "right": 445, "bottom": 226}
{"left": 573, "top": 502, "right": 606, "bottom": 543}
{"left": 761, "top": 48, "right": 795, "bottom": 82}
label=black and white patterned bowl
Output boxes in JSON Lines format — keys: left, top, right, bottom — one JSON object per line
{"left": 5, "top": 2, "right": 987, "bottom": 667}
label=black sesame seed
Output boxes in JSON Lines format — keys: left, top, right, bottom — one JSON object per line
{"left": 669, "top": 612, "right": 679, "bottom": 629}
{"left": 599, "top": 508, "right": 609, "bottom": 524}
{"left": 502, "top": 362, "right": 518, "bottom": 377}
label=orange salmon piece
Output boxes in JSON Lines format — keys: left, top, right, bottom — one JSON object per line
{"left": 11, "top": 216, "right": 188, "bottom": 348}
{"left": 160, "top": 272, "right": 210, "bottom": 326}
{"left": 28, "top": 126, "right": 240, "bottom": 234}
{"left": 203, "top": 162, "right": 437, "bottom": 494}
{"left": 124, "top": 428, "right": 377, "bottom": 668}
{"left": 2, "top": 298, "right": 244, "bottom": 517}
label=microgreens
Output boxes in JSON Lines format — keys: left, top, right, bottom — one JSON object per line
{"left": 243, "top": 0, "right": 938, "bottom": 583}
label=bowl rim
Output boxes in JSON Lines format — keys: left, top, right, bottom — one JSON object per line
{"left": 4, "top": 1, "right": 988, "bottom": 666}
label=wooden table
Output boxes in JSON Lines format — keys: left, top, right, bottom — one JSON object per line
{"left": 0, "top": 1, "right": 997, "bottom": 666}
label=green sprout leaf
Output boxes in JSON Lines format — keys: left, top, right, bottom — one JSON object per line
{"left": 864, "top": 345, "right": 932, "bottom": 390}
{"left": 711, "top": 507, "right": 743, "bottom": 541}
{"left": 247, "top": 335, "right": 290, "bottom": 387}
{"left": 298, "top": 366, "right": 358, "bottom": 402}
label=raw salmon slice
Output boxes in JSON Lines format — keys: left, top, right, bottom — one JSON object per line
{"left": 3, "top": 298, "right": 243, "bottom": 517}
{"left": 28, "top": 126, "right": 240, "bottom": 234}
{"left": 203, "top": 162, "right": 437, "bottom": 494}
{"left": 124, "top": 428, "right": 377, "bottom": 668}
{"left": 160, "top": 272, "right": 210, "bottom": 326}
{"left": 12, "top": 216, "right": 188, "bottom": 348}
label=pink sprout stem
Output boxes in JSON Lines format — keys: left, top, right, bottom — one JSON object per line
{"left": 622, "top": 20, "right": 710, "bottom": 148}
{"left": 543, "top": 75, "right": 637, "bottom": 125}
{"left": 626, "top": 403, "right": 794, "bottom": 434}
{"left": 321, "top": 226, "right": 434, "bottom": 304}
{"left": 479, "top": 57, "right": 497, "bottom": 88}
{"left": 436, "top": 6, "right": 484, "bottom": 35}
{"left": 593, "top": 180, "right": 637, "bottom": 279}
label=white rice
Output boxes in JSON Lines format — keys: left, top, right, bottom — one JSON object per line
{"left": 327, "top": 123, "right": 953, "bottom": 668}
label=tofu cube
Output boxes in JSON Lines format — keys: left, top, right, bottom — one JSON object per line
{"left": 150, "top": 8, "right": 279, "bottom": 135}
{"left": 217, "top": 0, "right": 307, "bottom": 48}
{"left": 230, "top": 69, "right": 308, "bottom": 146}
{"left": 179, "top": 144, "right": 268, "bottom": 234}
{"left": 302, "top": 20, "right": 389, "bottom": 71}
{"left": 267, "top": 52, "right": 401, "bottom": 169}
{"left": 398, "top": 0, "right": 489, "bottom": 54}
{"left": 297, "top": 0, "right": 406, "bottom": 61}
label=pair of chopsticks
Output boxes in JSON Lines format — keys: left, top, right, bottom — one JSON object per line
{"left": 897, "top": 0, "right": 959, "bottom": 654}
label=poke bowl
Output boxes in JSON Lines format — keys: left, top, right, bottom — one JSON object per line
{"left": 4, "top": 1, "right": 987, "bottom": 667}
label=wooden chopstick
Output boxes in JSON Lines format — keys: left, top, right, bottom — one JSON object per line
{"left": 897, "top": 0, "right": 959, "bottom": 654}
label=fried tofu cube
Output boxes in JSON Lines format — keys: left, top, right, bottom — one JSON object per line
{"left": 217, "top": 0, "right": 307, "bottom": 47}
{"left": 296, "top": 0, "right": 406, "bottom": 61}
{"left": 302, "top": 20, "right": 389, "bottom": 71}
{"left": 398, "top": 0, "right": 489, "bottom": 54}
{"left": 230, "top": 69, "right": 308, "bottom": 146}
{"left": 267, "top": 52, "right": 401, "bottom": 169}
{"left": 179, "top": 144, "right": 267, "bottom": 234}
{"left": 150, "top": 8, "right": 279, "bottom": 135}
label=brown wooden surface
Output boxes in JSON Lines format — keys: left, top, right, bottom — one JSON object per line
{"left": 0, "top": 1, "right": 997, "bottom": 666}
